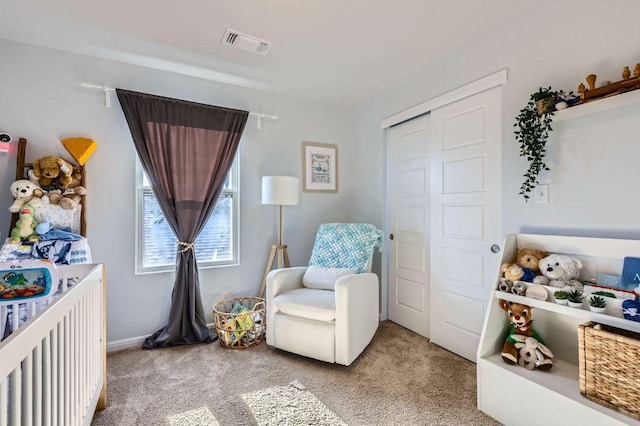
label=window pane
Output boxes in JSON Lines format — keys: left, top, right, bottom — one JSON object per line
{"left": 142, "top": 191, "right": 233, "bottom": 268}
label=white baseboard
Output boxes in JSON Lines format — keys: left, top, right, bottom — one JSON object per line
{"left": 106, "top": 322, "right": 216, "bottom": 353}
{"left": 106, "top": 335, "right": 146, "bottom": 353}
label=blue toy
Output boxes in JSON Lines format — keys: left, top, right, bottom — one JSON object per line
{"left": 35, "top": 219, "right": 82, "bottom": 241}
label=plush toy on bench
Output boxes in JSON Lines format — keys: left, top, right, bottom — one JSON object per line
{"left": 499, "top": 299, "right": 553, "bottom": 370}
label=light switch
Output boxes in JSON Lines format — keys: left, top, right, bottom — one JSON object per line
{"left": 535, "top": 184, "right": 549, "bottom": 204}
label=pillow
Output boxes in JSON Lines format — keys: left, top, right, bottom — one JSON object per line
{"left": 302, "top": 265, "right": 356, "bottom": 290}
{"left": 32, "top": 203, "right": 82, "bottom": 235}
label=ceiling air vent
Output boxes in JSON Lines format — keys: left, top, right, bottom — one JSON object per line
{"left": 221, "top": 28, "right": 273, "bottom": 56}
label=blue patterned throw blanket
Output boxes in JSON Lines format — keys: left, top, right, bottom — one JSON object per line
{"left": 309, "top": 223, "right": 383, "bottom": 273}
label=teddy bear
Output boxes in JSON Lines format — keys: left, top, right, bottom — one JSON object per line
{"left": 533, "top": 254, "right": 583, "bottom": 290}
{"left": 46, "top": 186, "right": 87, "bottom": 210}
{"left": 499, "top": 299, "right": 553, "bottom": 370}
{"left": 8, "top": 179, "right": 44, "bottom": 213}
{"left": 501, "top": 263, "right": 525, "bottom": 281}
{"left": 32, "top": 156, "right": 74, "bottom": 189}
{"left": 9, "top": 204, "right": 39, "bottom": 243}
{"left": 516, "top": 248, "right": 548, "bottom": 282}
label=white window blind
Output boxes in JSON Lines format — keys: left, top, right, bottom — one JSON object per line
{"left": 136, "top": 157, "right": 239, "bottom": 274}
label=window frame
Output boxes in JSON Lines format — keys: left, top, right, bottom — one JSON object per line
{"left": 134, "top": 156, "right": 240, "bottom": 274}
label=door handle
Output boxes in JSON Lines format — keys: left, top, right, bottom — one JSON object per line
{"left": 490, "top": 244, "right": 500, "bottom": 254}
{"left": 389, "top": 234, "right": 394, "bottom": 240}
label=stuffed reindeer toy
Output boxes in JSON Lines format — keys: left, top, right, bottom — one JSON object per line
{"left": 499, "top": 299, "right": 553, "bottom": 370}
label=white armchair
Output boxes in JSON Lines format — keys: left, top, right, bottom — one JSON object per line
{"left": 266, "top": 223, "right": 382, "bottom": 366}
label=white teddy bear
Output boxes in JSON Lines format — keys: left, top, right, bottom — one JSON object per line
{"left": 8, "top": 179, "right": 44, "bottom": 213}
{"left": 533, "top": 254, "right": 583, "bottom": 290}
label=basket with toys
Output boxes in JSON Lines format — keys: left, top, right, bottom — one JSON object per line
{"left": 213, "top": 296, "right": 265, "bottom": 349}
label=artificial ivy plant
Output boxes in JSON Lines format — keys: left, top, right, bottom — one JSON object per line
{"left": 514, "top": 87, "right": 570, "bottom": 201}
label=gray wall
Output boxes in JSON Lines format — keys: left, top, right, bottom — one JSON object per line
{"left": 351, "top": 0, "right": 640, "bottom": 241}
{"left": 0, "top": 39, "right": 355, "bottom": 342}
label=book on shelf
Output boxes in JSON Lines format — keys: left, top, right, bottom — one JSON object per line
{"left": 621, "top": 256, "right": 640, "bottom": 291}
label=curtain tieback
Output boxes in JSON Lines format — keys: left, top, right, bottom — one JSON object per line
{"left": 178, "top": 241, "right": 195, "bottom": 253}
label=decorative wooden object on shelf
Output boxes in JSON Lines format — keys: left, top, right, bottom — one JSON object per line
{"left": 577, "top": 63, "right": 640, "bottom": 103}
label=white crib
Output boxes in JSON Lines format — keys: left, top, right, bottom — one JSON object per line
{"left": 0, "top": 263, "right": 106, "bottom": 426}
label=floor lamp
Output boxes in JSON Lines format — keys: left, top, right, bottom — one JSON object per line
{"left": 259, "top": 176, "right": 299, "bottom": 297}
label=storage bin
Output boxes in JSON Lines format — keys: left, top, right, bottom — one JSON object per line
{"left": 578, "top": 321, "right": 640, "bottom": 419}
{"left": 213, "top": 297, "right": 265, "bottom": 349}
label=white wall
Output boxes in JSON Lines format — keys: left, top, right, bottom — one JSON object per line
{"left": 352, "top": 0, "right": 640, "bottom": 245}
{"left": 0, "top": 39, "right": 355, "bottom": 342}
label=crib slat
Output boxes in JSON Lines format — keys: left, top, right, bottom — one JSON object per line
{"left": 43, "top": 333, "right": 51, "bottom": 426}
{"left": 11, "top": 303, "right": 18, "bottom": 333}
{"left": 22, "top": 352, "right": 33, "bottom": 426}
{"left": 52, "top": 325, "right": 59, "bottom": 426}
{"left": 71, "top": 305, "right": 78, "bottom": 425}
{"left": 80, "top": 295, "right": 86, "bottom": 423}
{"left": 64, "top": 315, "right": 70, "bottom": 426}
{"left": 0, "top": 377, "right": 7, "bottom": 426}
{"left": 34, "top": 342, "right": 42, "bottom": 426}
{"left": 0, "top": 306, "right": 6, "bottom": 342}
{"left": 10, "top": 368, "right": 21, "bottom": 425}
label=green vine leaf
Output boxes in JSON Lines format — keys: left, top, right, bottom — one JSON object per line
{"left": 514, "top": 87, "right": 571, "bottom": 201}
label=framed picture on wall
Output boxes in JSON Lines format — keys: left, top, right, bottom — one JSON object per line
{"left": 302, "top": 142, "right": 338, "bottom": 193}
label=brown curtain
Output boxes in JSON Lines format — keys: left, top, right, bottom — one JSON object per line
{"left": 117, "top": 89, "right": 248, "bottom": 348}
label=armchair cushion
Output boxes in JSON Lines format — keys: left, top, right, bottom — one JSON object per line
{"left": 302, "top": 265, "right": 356, "bottom": 290}
{"left": 274, "top": 288, "right": 336, "bottom": 321}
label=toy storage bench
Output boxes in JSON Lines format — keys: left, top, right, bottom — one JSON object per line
{"left": 477, "top": 234, "right": 640, "bottom": 426}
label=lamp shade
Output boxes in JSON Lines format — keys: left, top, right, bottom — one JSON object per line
{"left": 262, "top": 176, "right": 299, "bottom": 206}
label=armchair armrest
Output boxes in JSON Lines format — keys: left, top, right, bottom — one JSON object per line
{"left": 334, "top": 272, "right": 379, "bottom": 366}
{"left": 265, "top": 266, "right": 307, "bottom": 345}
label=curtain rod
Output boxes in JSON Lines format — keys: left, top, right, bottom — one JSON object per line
{"left": 80, "top": 82, "right": 278, "bottom": 129}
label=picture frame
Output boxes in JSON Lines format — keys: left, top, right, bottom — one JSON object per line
{"left": 302, "top": 142, "right": 338, "bottom": 193}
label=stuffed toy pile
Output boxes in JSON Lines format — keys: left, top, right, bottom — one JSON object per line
{"left": 498, "top": 247, "right": 584, "bottom": 294}
{"left": 499, "top": 299, "right": 553, "bottom": 370}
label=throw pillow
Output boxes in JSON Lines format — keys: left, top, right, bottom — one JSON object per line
{"left": 302, "top": 265, "right": 356, "bottom": 290}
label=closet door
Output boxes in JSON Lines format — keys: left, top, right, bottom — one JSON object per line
{"left": 388, "top": 114, "right": 431, "bottom": 337}
{"left": 429, "top": 87, "right": 502, "bottom": 362}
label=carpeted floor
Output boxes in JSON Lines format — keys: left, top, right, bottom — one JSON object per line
{"left": 92, "top": 321, "right": 500, "bottom": 425}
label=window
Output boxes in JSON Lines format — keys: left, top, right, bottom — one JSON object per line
{"left": 135, "top": 156, "right": 239, "bottom": 274}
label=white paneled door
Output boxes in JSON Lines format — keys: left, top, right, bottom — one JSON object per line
{"left": 429, "top": 87, "right": 502, "bottom": 362}
{"left": 388, "top": 114, "right": 431, "bottom": 337}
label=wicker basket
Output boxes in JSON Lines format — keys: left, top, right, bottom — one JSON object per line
{"left": 213, "top": 297, "right": 265, "bottom": 349}
{"left": 578, "top": 321, "right": 640, "bottom": 419}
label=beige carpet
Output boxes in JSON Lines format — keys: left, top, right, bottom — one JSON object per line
{"left": 91, "top": 321, "right": 499, "bottom": 425}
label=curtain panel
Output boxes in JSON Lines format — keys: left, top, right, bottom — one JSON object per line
{"left": 117, "top": 89, "right": 248, "bottom": 348}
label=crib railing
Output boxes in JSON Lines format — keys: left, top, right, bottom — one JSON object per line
{"left": 0, "top": 264, "right": 106, "bottom": 426}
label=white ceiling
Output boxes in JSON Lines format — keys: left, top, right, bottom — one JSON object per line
{"left": 0, "top": 0, "right": 537, "bottom": 106}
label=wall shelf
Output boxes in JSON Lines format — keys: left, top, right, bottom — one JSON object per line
{"left": 554, "top": 89, "right": 640, "bottom": 122}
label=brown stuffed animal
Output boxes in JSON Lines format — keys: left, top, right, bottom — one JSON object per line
{"left": 500, "top": 263, "right": 524, "bottom": 281}
{"left": 47, "top": 186, "right": 87, "bottom": 210}
{"left": 516, "top": 248, "right": 548, "bottom": 282}
{"left": 499, "top": 299, "right": 553, "bottom": 370}
{"left": 33, "top": 156, "right": 74, "bottom": 189}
